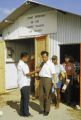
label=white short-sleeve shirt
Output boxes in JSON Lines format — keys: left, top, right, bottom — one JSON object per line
{"left": 17, "top": 60, "right": 31, "bottom": 89}
{"left": 55, "top": 64, "right": 66, "bottom": 83}
{"left": 39, "top": 60, "right": 56, "bottom": 78}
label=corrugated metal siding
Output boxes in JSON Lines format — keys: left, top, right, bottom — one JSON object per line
{"left": 49, "top": 33, "right": 60, "bottom": 60}
{"left": 49, "top": 12, "right": 81, "bottom": 62}
{"left": 57, "top": 12, "right": 81, "bottom": 44}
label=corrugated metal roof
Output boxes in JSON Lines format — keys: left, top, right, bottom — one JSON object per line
{"left": 0, "top": 0, "right": 81, "bottom": 31}
{"left": 31, "top": 0, "right": 81, "bottom": 16}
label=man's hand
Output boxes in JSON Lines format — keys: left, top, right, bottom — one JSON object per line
{"left": 36, "top": 68, "right": 40, "bottom": 72}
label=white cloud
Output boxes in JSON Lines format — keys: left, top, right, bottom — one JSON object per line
{"left": 3, "top": 9, "right": 12, "bottom": 15}
{"left": 0, "top": 7, "right": 15, "bottom": 16}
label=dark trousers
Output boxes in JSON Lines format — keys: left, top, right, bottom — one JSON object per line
{"left": 20, "top": 86, "right": 30, "bottom": 116}
{"left": 65, "top": 76, "right": 73, "bottom": 105}
{"left": 39, "top": 77, "right": 51, "bottom": 113}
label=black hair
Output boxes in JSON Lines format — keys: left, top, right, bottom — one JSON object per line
{"left": 41, "top": 51, "right": 49, "bottom": 56}
{"left": 52, "top": 55, "right": 58, "bottom": 60}
{"left": 69, "top": 56, "right": 74, "bottom": 63}
{"left": 65, "top": 54, "right": 69, "bottom": 58}
{"left": 20, "top": 52, "right": 29, "bottom": 59}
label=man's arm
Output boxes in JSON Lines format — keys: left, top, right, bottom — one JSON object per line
{"left": 60, "top": 64, "right": 67, "bottom": 80}
{"left": 26, "top": 69, "right": 39, "bottom": 76}
{"left": 26, "top": 62, "right": 44, "bottom": 77}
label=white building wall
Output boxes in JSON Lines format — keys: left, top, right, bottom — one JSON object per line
{"left": 3, "top": 19, "right": 19, "bottom": 40}
{"left": 2, "top": 6, "right": 57, "bottom": 40}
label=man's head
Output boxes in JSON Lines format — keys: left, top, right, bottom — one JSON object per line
{"left": 65, "top": 55, "right": 70, "bottom": 63}
{"left": 41, "top": 51, "right": 49, "bottom": 62}
{"left": 20, "top": 52, "right": 29, "bottom": 63}
{"left": 52, "top": 55, "right": 58, "bottom": 64}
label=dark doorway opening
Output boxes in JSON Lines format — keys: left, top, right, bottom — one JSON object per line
{"left": 60, "top": 44, "right": 80, "bottom": 105}
{"left": 60, "top": 44, "right": 80, "bottom": 64}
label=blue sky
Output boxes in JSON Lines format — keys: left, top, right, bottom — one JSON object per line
{"left": 0, "top": 0, "right": 25, "bottom": 21}
{"left": 0, "top": 0, "right": 81, "bottom": 21}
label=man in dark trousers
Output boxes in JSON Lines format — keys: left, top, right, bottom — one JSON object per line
{"left": 63, "top": 55, "right": 75, "bottom": 106}
{"left": 39, "top": 51, "right": 56, "bottom": 116}
{"left": 17, "top": 52, "right": 37, "bottom": 117}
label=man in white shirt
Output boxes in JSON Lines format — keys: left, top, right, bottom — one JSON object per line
{"left": 39, "top": 51, "right": 56, "bottom": 116}
{"left": 17, "top": 52, "right": 37, "bottom": 117}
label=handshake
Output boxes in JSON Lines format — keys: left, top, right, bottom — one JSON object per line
{"left": 35, "top": 67, "right": 40, "bottom": 73}
{"left": 29, "top": 67, "right": 40, "bottom": 77}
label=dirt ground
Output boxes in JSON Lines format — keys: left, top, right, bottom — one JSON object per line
{"left": 0, "top": 89, "right": 81, "bottom": 120}
{"left": 68, "top": 108, "right": 81, "bottom": 120}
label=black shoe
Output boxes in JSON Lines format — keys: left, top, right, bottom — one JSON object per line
{"left": 39, "top": 111, "right": 44, "bottom": 114}
{"left": 19, "top": 113, "right": 24, "bottom": 116}
{"left": 24, "top": 113, "right": 33, "bottom": 117}
{"left": 44, "top": 112, "right": 49, "bottom": 116}
{"left": 67, "top": 103, "right": 71, "bottom": 106}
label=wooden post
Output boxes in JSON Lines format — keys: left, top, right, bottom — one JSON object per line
{"left": 0, "top": 41, "right": 5, "bottom": 93}
{"left": 80, "top": 44, "right": 81, "bottom": 107}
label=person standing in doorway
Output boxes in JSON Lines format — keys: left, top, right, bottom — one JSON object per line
{"left": 52, "top": 55, "right": 66, "bottom": 108}
{"left": 17, "top": 52, "right": 38, "bottom": 117}
{"left": 63, "top": 55, "right": 75, "bottom": 106}
{"left": 38, "top": 51, "right": 56, "bottom": 116}
{"left": 28, "top": 55, "right": 35, "bottom": 94}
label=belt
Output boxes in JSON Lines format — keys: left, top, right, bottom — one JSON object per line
{"left": 40, "top": 77, "right": 51, "bottom": 79}
{"left": 67, "top": 75, "right": 73, "bottom": 77}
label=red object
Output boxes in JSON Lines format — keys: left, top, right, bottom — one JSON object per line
{"left": 80, "top": 44, "right": 81, "bottom": 107}
{"left": 28, "top": 59, "right": 35, "bottom": 72}
{"left": 35, "top": 36, "right": 46, "bottom": 41}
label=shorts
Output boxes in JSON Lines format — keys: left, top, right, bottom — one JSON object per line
{"left": 56, "top": 81, "right": 62, "bottom": 89}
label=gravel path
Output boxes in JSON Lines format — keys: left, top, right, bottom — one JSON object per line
{"left": 0, "top": 89, "right": 81, "bottom": 120}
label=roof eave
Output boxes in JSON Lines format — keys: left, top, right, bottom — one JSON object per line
{"left": 0, "top": 0, "right": 81, "bottom": 32}
{"left": 0, "top": 1, "right": 33, "bottom": 31}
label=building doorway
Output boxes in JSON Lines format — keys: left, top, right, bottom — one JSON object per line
{"left": 5, "top": 38, "right": 35, "bottom": 90}
{"left": 60, "top": 44, "right": 80, "bottom": 105}
{"left": 60, "top": 44, "right": 80, "bottom": 64}
{"left": 5, "top": 36, "right": 48, "bottom": 94}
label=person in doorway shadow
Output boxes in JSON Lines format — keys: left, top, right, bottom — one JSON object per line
{"left": 63, "top": 55, "right": 75, "bottom": 106}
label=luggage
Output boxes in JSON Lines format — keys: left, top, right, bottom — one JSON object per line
{"left": 61, "top": 79, "right": 70, "bottom": 93}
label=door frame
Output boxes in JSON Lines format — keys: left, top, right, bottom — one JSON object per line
{"left": 0, "top": 40, "right": 5, "bottom": 93}
{"left": 80, "top": 44, "right": 81, "bottom": 107}
{"left": 35, "top": 35, "right": 49, "bottom": 68}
